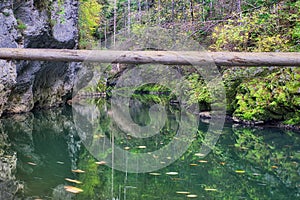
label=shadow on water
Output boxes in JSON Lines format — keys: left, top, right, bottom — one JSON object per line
{"left": 0, "top": 96, "right": 299, "bottom": 199}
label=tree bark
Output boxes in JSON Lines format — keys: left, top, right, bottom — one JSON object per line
{"left": 113, "top": 0, "right": 117, "bottom": 46}
{"left": 189, "top": 0, "right": 194, "bottom": 22}
{"left": 138, "top": 0, "right": 141, "bottom": 23}
{"left": 127, "top": 0, "right": 131, "bottom": 34}
{"left": 0, "top": 48, "right": 300, "bottom": 66}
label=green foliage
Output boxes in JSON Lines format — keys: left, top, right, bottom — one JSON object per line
{"left": 186, "top": 73, "right": 212, "bottom": 111}
{"left": 209, "top": 6, "right": 294, "bottom": 52}
{"left": 33, "top": 0, "right": 51, "bottom": 11}
{"left": 77, "top": 0, "right": 300, "bottom": 124}
{"left": 56, "top": 0, "right": 66, "bottom": 23}
{"left": 79, "top": 0, "right": 102, "bottom": 49}
{"left": 77, "top": 150, "right": 104, "bottom": 200}
{"left": 16, "top": 19, "right": 27, "bottom": 31}
{"left": 233, "top": 68, "right": 300, "bottom": 124}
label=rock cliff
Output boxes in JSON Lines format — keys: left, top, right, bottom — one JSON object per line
{"left": 0, "top": 0, "right": 80, "bottom": 116}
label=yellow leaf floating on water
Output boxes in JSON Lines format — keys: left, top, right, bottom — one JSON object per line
{"left": 172, "top": 177, "right": 184, "bottom": 181}
{"left": 64, "top": 186, "right": 83, "bottom": 194}
{"left": 166, "top": 172, "right": 178, "bottom": 175}
{"left": 72, "top": 169, "right": 85, "bottom": 173}
{"left": 149, "top": 173, "right": 161, "bottom": 176}
{"left": 205, "top": 188, "right": 218, "bottom": 191}
{"left": 271, "top": 165, "right": 278, "bottom": 169}
{"left": 124, "top": 146, "right": 130, "bottom": 150}
{"left": 190, "top": 163, "right": 198, "bottom": 166}
{"left": 195, "top": 153, "right": 205, "bottom": 157}
{"left": 187, "top": 194, "right": 198, "bottom": 198}
{"left": 176, "top": 191, "right": 190, "bottom": 194}
{"left": 27, "top": 162, "right": 37, "bottom": 166}
{"left": 65, "top": 178, "right": 82, "bottom": 184}
{"left": 198, "top": 160, "right": 208, "bottom": 163}
{"left": 235, "top": 170, "right": 245, "bottom": 174}
{"left": 138, "top": 146, "right": 146, "bottom": 149}
{"left": 95, "top": 161, "right": 106, "bottom": 165}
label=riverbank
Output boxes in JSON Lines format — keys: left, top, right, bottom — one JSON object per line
{"left": 199, "top": 111, "right": 300, "bottom": 132}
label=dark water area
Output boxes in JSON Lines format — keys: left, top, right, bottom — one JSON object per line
{"left": 0, "top": 97, "right": 299, "bottom": 199}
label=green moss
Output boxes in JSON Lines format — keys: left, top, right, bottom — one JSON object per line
{"left": 284, "top": 112, "right": 300, "bottom": 125}
{"left": 16, "top": 19, "right": 27, "bottom": 30}
{"left": 232, "top": 68, "right": 300, "bottom": 124}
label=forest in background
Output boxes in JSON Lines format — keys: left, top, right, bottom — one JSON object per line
{"left": 78, "top": 0, "right": 300, "bottom": 126}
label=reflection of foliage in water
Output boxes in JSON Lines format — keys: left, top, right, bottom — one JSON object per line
{"left": 3, "top": 101, "right": 299, "bottom": 199}
{"left": 74, "top": 97, "right": 300, "bottom": 199}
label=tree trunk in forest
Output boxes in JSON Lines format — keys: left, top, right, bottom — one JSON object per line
{"left": 128, "top": 0, "right": 131, "bottom": 34}
{"left": 158, "top": 0, "right": 161, "bottom": 25}
{"left": 172, "top": 0, "right": 175, "bottom": 25}
{"left": 138, "top": 0, "right": 141, "bottom": 23}
{"left": 104, "top": 21, "right": 107, "bottom": 48}
{"left": 202, "top": 0, "right": 205, "bottom": 21}
{"left": 0, "top": 48, "right": 300, "bottom": 66}
{"left": 237, "top": 0, "right": 242, "bottom": 19}
{"left": 113, "top": 0, "right": 117, "bottom": 46}
{"left": 189, "top": 0, "right": 194, "bottom": 22}
{"left": 209, "top": 0, "right": 213, "bottom": 19}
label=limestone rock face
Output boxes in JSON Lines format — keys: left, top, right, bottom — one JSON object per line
{"left": 0, "top": 0, "right": 81, "bottom": 116}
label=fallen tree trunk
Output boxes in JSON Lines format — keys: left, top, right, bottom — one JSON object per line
{"left": 0, "top": 48, "right": 300, "bottom": 66}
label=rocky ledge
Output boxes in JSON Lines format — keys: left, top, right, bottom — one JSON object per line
{"left": 0, "top": 0, "right": 81, "bottom": 117}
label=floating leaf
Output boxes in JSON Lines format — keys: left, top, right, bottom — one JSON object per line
{"left": 235, "top": 170, "right": 245, "bottom": 174}
{"left": 166, "top": 172, "right": 178, "bottom": 175}
{"left": 57, "top": 161, "right": 64, "bottom": 165}
{"left": 190, "top": 163, "right": 198, "bottom": 166}
{"left": 138, "top": 146, "right": 146, "bottom": 149}
{"left": 172, "top": 177, "right": 184, "bottom": 181}
{"left": 124, "top": 147, "right": 130, "bottom": 150}
{"left": 64, "top": 186, "right": 83, "bottom": 194}
{"left": 95, "top": 161, "right": 106, "bottom": 165}
{"left": 149, "top": 173, "right": 161, "bottom": 176}
{"left": 93, "top": 134, "right": 104, "bottom": 139}
{"left": 65, "top": 178, "right": 82, "bottom": 184}
{"left": 187, "top": 194, "right": 198, "bottom": 198}
{"left": 205, "top": 188, "right": 218, "bottom": 191}
{"left": 72, "top": 169, "right": 85, "bottom": 173}
{"left": 27, "top": 162, "right": 37, "bottom": 166}
{"left": 176, "top": 191, "right": 190, "bottom": 194}
{"left": 271, "top": 165, "right": 278, "bottom": 169}
{"left": 195, "top": 153, "right": 205, "bottom": 157}
{"left": 198, "top": 160, "right": 208, "bottom": 163}
{"left": 220, "top": 162, "right": 226, "bottom": 165}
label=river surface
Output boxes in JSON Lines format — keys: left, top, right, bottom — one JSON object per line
{"left": 0, "top": 97, "right": 299, "bottom": 199}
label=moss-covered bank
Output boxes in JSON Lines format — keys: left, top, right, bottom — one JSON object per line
{"left": 185, "top": 66, "right": 300, "bottom": 126}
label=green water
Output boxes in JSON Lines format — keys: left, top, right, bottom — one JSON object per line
{"left": 1, "top": 98, "right": 300, "bottom": 199}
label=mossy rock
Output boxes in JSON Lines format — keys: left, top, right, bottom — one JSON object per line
{"left": 232, "top": 67, "right": 300, "bottom": 124}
